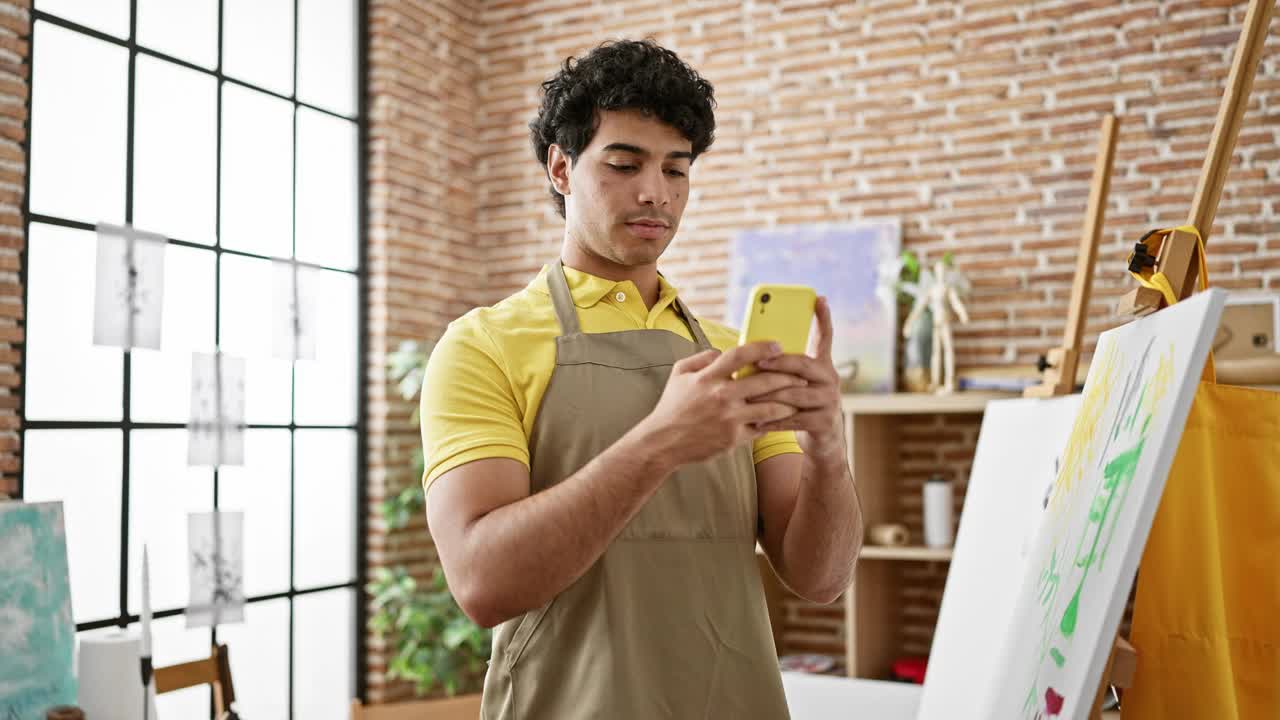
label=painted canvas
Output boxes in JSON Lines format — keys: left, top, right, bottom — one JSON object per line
{"left": 918, "top": 395, "right": 1082, "bottom": 719}
{"left": 982, "top": 289, "right": 1226, "bottom": 719}
{"left": 0, "top": 501, "right": 77, "bottom": 719}
{"left": 728, "top": 223, "right": 901, "bottom": 392}
{"left": 93, "top": 222, "right": 166, "bottom": 350}
{"left": 186, "top": 511, "right": 245, "bottom": 628}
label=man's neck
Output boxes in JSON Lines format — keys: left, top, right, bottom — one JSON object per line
{"left": 560, "top": 243, "right": 662, "bottom": 309}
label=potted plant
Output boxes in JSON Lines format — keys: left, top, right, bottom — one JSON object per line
{"left": 367, "top": 340, "right": 492, "bottom": 698}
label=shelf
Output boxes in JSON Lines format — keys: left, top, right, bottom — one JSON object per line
{"left": 860, "top": 545, "right": 953, "bottom": 561}
{"left": 840, "top": 391, "right": 1018, "bottom": 415}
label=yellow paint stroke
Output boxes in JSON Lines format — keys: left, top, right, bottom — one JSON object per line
{"left": 1142, "top": 345, "right": 1174, "bottom": 420}
{"left": 1048, "top": 339, "right": 1120, "bottom": 515}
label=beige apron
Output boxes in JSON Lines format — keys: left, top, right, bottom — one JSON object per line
{"left": 480, "top": 260, "right": 790, "bottom": 719}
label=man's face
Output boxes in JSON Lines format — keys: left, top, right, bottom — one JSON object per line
{"left": 551, "top": 109, "right": 693, "bottom": 268}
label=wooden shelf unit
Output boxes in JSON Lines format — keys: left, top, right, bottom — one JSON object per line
{"left": 841, "top": 390, "right": 1014, "bottom": 681}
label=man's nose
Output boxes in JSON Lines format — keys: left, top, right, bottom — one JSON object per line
{"left": 637, "top": 167, "right": 670, "bottom": 206}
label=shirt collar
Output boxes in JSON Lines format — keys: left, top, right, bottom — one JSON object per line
{"left": 532, "top": 264, "right": 682, "bottom": 312}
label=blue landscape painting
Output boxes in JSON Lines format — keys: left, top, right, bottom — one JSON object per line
{"left": 0, "top": 501, "right": 77, "bottom": 720}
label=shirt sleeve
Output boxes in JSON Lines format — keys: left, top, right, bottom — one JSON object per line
{"left": 419, "top": 317, "right": 529, "bottom": 495}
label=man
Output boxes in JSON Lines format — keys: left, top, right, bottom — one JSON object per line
{"left": 421, "top": 39, "right": 863, "bottom": 719}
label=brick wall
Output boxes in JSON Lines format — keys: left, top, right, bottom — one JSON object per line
{"left": 365, "top": 0, "right": 483, "bottom": 702}
{"left": 0, "top": 0, "right": 26, "bottom": 498}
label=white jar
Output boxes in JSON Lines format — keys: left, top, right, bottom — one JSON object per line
{"left": 923, "top": 475, "right": 954, "bottom": 548}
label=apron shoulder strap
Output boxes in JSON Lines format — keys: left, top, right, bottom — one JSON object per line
{"left": 674, "top": 296, "right": 714, "bottom": 351}
{"left": 546, "top": 259, "right": 582, "bottom": 336}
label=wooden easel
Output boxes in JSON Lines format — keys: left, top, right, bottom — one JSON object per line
{"left": 1025, "top": 114, "right": 1118, "bottom": 398}
{"left": 1117, "top": 0, "right": 1276, "bottom": 316}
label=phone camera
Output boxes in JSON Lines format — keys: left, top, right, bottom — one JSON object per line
{"left": 760, "top": 293, "right": 771, "bottom": 304}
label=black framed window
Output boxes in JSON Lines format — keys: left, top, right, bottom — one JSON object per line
{"left": 20, "top": 1, "right": 366, "bottom": 717}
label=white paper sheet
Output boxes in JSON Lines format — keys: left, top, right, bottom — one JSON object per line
{"left": 186, "top": 511, "right": 245, "bottom": 629}
{"left": 187, "top": 352, "right": 246, "bottom": 467}
{"left": 93, "top": 222, "right": 166, "bottom": 350}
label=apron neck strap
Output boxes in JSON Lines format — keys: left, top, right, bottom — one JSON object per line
{"left": 673, "top": 296, "right": 714, "bottom": 351}
{"left": 547, "top": 259, "right": 582, "bottom": 336}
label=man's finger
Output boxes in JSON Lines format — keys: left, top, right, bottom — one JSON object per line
{"left": 729, "top": 371, "right": 805, "bottom": 401}
{"left": 674, "top": 348, "right": 721, "bottom": 374}
{"left": 741, "top": 401, "right": 796, "bottom": 426}
{"left": 746, "top": 386, "right": 827, "bottom": 410}
{"left": 756, "top": 408, "right": 826, "bottom": 433}
{"left": 756, "top": 354, "right": 830, "bottom": 383}
{"left": 705, "top": 341, "right": 782, "bottom": 378}
{"left": 810, "top": 296, "right": 834, "bottom": 360}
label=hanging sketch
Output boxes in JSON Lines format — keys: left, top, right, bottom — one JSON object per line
{"left": 186, "top": 511, "right": 245, "bottom": 629}
{"left": 187, "top": 352, "right": 246, "bottom": 467}
{"left": 93, "top": 222, "right": 167, "bottom": 350}
{"left": 982, "top": 289, "right": 1226, "bottom": 719}
{"left": 728, "top": 222, "right": 900, "bottom": 392}
{"left": 272, "top": 261, "right": 320, "bottom": 362}
{"left": 0, "top": 501, "right": 77, "bottom": 719}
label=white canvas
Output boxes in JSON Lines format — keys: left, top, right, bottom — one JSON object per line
{"left": 187, "top": 352, "right": 246, "bottom": 466}
{"left": 728, "top": 223, "right": 901, "bottom": 392}
{"left": 272, "top": 261, "right": 319, "bottom": 362}
{"left": 982, "top": 289, "right": 1226, "bottom": 719}
{"left": 917, "top": 395, "right": 1082, "bottom": 719}
{"left": 93, "top": 222, "right": 166, "bottom": 350}
{"left": 186, "top": 511, "right": 245, "bottom": 628}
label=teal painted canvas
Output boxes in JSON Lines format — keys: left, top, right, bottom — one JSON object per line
{"left": 0, "top": 501, "right": 77, "bottom": 720}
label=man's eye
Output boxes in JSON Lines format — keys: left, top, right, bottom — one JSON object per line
{"left": 609, "top": 164, "right": 637, "bottom": 172}
{"left": 665, "top": 169, "right": 686, "bottom": 178}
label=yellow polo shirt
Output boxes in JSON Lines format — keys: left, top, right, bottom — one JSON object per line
{"left": 419, "top": 264, "right": 803, "bottom": 493}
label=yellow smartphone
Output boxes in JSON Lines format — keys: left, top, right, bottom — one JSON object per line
{"left": 734, "top": 283, "right": 818, "bottom": 379}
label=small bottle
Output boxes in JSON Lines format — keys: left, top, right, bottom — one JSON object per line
{"left": 46, "top": 706, "right": 86, "bottom": 720}
{"left": 923, "top": 474, "right": 954, "bottom": 548}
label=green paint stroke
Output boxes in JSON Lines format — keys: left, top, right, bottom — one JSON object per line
{"left": 1060, "top": 438, "right": 1146, "bottom": 638}
{"left": 1050, "top": 647, "right": 1066, "bottom": 668}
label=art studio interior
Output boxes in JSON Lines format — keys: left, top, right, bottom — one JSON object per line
{"left": 4, "top": 1, "right": 1278, "bottom": 719}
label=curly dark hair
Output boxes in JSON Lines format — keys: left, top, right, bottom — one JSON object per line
{"left": 529, "top": 39, "right": 717, "bottom": 218}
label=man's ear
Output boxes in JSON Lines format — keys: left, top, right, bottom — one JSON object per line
{"left": 546, "top": 144, "right": 572, "bottom": 197}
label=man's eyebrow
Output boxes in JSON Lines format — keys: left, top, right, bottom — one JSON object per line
{"left": 601, "top": 142, "right": 693, "bottom": 161}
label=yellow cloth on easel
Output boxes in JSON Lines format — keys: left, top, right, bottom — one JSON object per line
{"left": 1123, "top": 232, "right": 1280, "bottom": 719}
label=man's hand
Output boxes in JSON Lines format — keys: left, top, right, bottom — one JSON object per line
{"left": 639, "top": 341, "right": 806, "bottom": 468}
{"left": 747, "top": 296, "right": 845, "bottom": 465}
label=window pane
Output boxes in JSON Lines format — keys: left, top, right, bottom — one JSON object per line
{"left": 223, "top": 0, "right": 293, "bottom": 97}
{"left": 220, "top": 598, "right": 289, "bottom": 719}
{"left": 293, "top": 430, "right": 355, "bottom": 588}
{"left": 131, "top": 245, "right": 216, "bottom": 423}
{"left": 294, "top": 270, "right": 357, "bottom": 425}
{"left": 127, "top": 430, "right": 214, "bottom": 614}
{"left": 221, "top": 83, "right": 293, "bottom": 258}
{"left": 29, "top": 21, "right": 128, "bottom": 226}
{"left": 218, "top": 430, "right": 291, "bottom": 596}
{"left": 24, "top": 430, "right": 122, "bottom": 624}
{"left": 34, "top": 0, "right": 129, "bottom": 39}
{"left": 137, "top": 0, "right": 218, "bottom": 69}
{"left": 296, "top": 109, "right": 357, "bottom": 270}
{"left": 133, "top": 55, "right": 217, "bottom": 245}
{"left": 297, "top": 0, "right": 357, "bottom": 117}
{"left": 26, "top": 224, "right": 124, "bottom": 421}
{"left": 219, "top": 255, "right": 292, "bottom": 424}
{"left": 293, "top": 589, "right": 353, "bottom": 720}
